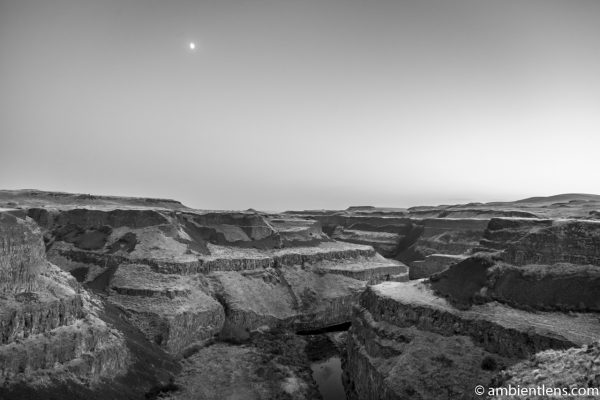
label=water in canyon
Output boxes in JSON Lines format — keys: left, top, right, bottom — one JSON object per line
{"left": 311, "top": 355, "right": 346, "bottom": 400}
{"left": 301, "top": 329, "right": 348, "bottom": 400}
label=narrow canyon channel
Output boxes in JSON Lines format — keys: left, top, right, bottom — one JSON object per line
{"left": 301, "top": 327, "right": 349, "bottom": 400}
{"left": 311, "top": 355, "right": 346, "bottom": 400}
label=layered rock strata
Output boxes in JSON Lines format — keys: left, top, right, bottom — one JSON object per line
{"left": 211, "top": 247, "right": 407, "bottom": 339}
{"left": 430, "top": 255, "right": 600, "bottom": 312}
{"left": 108, "top": 264, "right": 225, "bottom": 354}
{"left": 503, "top": 219, "right": 600, "bottom": 266}
{"left": 344, "top": 280, "right": 600, "bottom": 399}
{"left": 288, "top": 210, "right": 489, "bottom": 278}
{"left": 0, "top": 212, "right": 129, "bottom": 389}
{"left": 20, "top": 205, "right": 406, "bottom": 356}
{"left": 332, "top": 227, "right": 402, "bottom": 258}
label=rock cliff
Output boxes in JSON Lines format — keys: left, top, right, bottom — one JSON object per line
{"left": 0, "top": 212, "right": 131, "bottom": 396}
{"left": 286, "top": 209, "right": 490, "bottom": 279}
{"left": 344, "top": 280, "right": 600, "bottom": 399}
{"left": 4, "top": 191, "right": 600, "bottom": 399}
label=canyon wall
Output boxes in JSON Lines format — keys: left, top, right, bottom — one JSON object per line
{"left": 3, "top": 191, "right": 600, "bottom": 399}
{"left": 0, "top": 212, "right": 135, "bottom": 398}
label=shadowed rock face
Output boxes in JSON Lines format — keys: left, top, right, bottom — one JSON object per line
{"left": 429, "top": 255, "right": 496, "bottom": 308}
{"left": 343, "top": 281, "right": 600, "bottom": 400}
{"left": 341, "top": 198, "right": 600, "bottom": 399}
{"left": 332, "top": 227, "right": 402, "bottom": 257}
{"left": 478, "top": 218, "right": 553, "bottom": 251}
{"left": 209, "top": 245, "right": 408, "bottom": 342}
{"left": 0, "top": 213, "right": 46, "bottom": 295}
{"left": 179, "top": 212, "right": 282, "bottom": 249}
{"left": 0, "top": 212, "right": 134, "bottom": 396}
{"left": 430, "top": 255, "right": 600, "bottom": 312}
{"left": 108, "top": 264, "right": 226, "bottom": 354}
{"left": 503, "top": 220, "right": 600, "bottom": 266}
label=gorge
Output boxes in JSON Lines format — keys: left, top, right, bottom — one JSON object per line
{"left": 1, "top": 190, "right": 599, "bottom": 399}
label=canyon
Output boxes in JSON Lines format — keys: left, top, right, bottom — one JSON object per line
{"left": 0, "top": 190, "right": 599, "bottom": 399}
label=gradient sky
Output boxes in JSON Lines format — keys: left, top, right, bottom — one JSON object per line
{"left": 1, "top": 0, "right": 599, "bottom": 210}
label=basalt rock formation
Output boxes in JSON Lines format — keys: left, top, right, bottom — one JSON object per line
{"left": 286, "top": 209, "right": 490, "bottom": 279}
{"left": 0, "top": 211, "right": 180, "bottom": 400}
{"left": 343, "top": 201, "right": 600, "bottom": 399}
{"left": 343, "top": 279, "right": 600, "bottom": 399}
{"left": 430, "top": 255, "right": 600, "bottom": 312}
{"left": 3, "top": 190, "right": 600, "bottom": 399}
{"left": 35, "top": 206, "right": 405, "bottom": 355}
{"left": 0, "top": 212, "right": 127, "bottom": 385}
{"left": 0, "top": 190, "right": 410, "bottom": 398}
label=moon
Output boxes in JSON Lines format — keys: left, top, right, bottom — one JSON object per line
{"left": 189, "top": 42, "right": 196, "bottom": 50}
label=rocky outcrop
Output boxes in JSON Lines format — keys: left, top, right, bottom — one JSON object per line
{"left": 26, "top": 208, "right": 340, "bottom": 283}
{"left": 0, "top": 212, "right": 46, "bottom": 294}
{"left": 179, "top": 212, "right": 282, "bottom": 249}
{"left": 430, "top": 255, "right": 600, "bottom": 312}
{"left": 108, "top": 264, "right": 225, "bottom": 354}
{"left": 281, "top": 265, "right": 367, "bottom": 331}
{"left": 477, "top": 217, "right": 600, "bottom": 269}
{"left": 343, "top": 281, "right": 600, "bottom": 399}
{"left": 332, "top": 227, "right": 401, "bottom": 257}
{"left": 477, "top": 218, "right": 552, "bottom": 252}
{"left": 285, "top": 212, "right": 418, "bottom": 260}
{"left": 211, "top": 268, "right": 297, "bottom": 338}
{"left": 392, "top": 218, "right": 489, "bottom": 279}
{"left": 503, "top": 220, "right": 600, "bottom": 266}
{"left": 0, "top": 212, "right": 130, "bottom": 390}
{"left": 211, "top": 251, "right": 408, "bottom": 338}
{"left": 287, "top": 210, "right": 490, "bottom": 278}
{"left": 285, "top": 213, "right": 414, "bottom": 237}
{"left": 28, "top": 208, "right": 209, "bottom": 283}
{"left": 410, "top": 254, "right": 466, "bottom": 279}
{"left": 311, "top": 254, "right": 408, "bottom": 283}
{"left": 266, "top": 217, "right": 328, "bottom": 246}
{"left": 408, "top": 218, "right": 489, "bottom": 257}
{"left": 490, "top": 342, "right": 600, "bottom": 400}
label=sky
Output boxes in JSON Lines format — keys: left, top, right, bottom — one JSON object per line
{"left": 1, "top": 0, "right": 599, "bottom": 211}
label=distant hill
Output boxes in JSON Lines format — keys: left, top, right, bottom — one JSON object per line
{"left": 513, "top": 193, "right": 600, "bottom": 204}
{"left": 0, "top": 189, "right": 187, "bottom": 210}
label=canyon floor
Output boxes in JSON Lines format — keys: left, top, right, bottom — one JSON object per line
{"left": 1, "top": 190, "right": 599, "bottom": 399}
